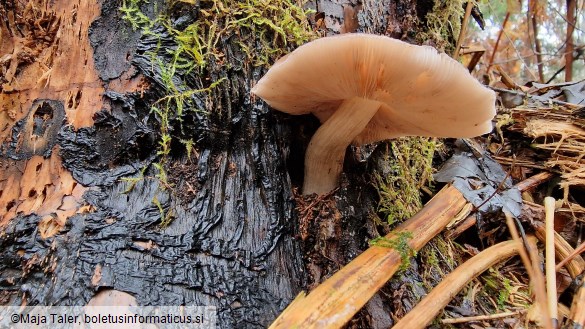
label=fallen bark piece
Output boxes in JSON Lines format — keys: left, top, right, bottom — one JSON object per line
{"left": 269, "top": 185, "right": 468, "bottom": 329}
{"left": 446, "top": 172, "right": 553, "bottom": 239}
{"left": 392, "top": 237, "right": 536, "bottom": 329}
{"left": 0, "top": 0, "right": 147, "bottom": 227}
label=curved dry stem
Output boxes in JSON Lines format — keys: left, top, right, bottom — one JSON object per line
{"left": 393, "top": 237, "right": 537, "bottom": 329}
{"left": 544, "top": 197, "right": 558, "bottom": 323}
{"left": 302, "top": 97, "right": 381, "bottom": 195}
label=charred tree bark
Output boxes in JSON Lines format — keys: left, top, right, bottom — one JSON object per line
{"left": 1, "top": 0, "right": 453, "bottom": 328}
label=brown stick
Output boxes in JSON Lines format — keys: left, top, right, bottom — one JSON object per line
{"left": 514, "top": 172, "right": 553, "bottom": 192}
{"left": 534, "top": 224, "right": 585, "bottom": 279}
{"left": 528, "top": 1, "right": 545, "bottom": 82}
{"left": 487, "top": 12, "right": 510, "bottom": 72}
{"left": 453, "top": 1, "right": 474, "bottom": 58}
{"left": 506, "top": 215, "right": 536, "bottom": 279}
{"left": 565, "top": 0, "right": 576, "bottom": 81}
{"left": 526, "top": 236, "right": 553, "bottom": 329}
{"left": 269, "top": 185, "right": 468, "bottom": 329}
{"left": 555, "top": 240, "right": 585, "bottom": 272}
{"left": 392, "top": 237, "right": 536, "bottom": 329}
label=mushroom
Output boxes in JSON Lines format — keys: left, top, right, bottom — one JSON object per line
{"left": 252, "top": 33, "right": 496, "bottom": 195}
{"left": 86, "top": 289, "right": 138, "bottom": 306}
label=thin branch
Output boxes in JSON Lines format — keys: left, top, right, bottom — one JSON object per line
{"left": 528, "top": 0, "right": 545, "bottom": 82}
{"left": 485, "top": 1, "right": 538, "bottom": 81}
{"left": 544, "top": 197, "right": 558, "bottom": 327}
{"left": 505, "top": 213, "right": 552, "bottom": 329}
{"left": 487, "top": 11, "right": 510, "bottom": 72}
{"left": 565, "top": 0, "right": 576, "bottom": 81}
{"left": 441, "top": 311, "right": 524, "bottom": 324}
{"left": 453, "top": 1, "right": 474, "bottom": 58}
{"left": 555, "top": 240, "right": 585, "bottom": 272}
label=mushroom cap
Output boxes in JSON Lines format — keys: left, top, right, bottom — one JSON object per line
{"left": 86, "top": 289, "right": 138, "bottom": 306}
{"left": 252, "top": 33, "right": 496, "bottom": 144}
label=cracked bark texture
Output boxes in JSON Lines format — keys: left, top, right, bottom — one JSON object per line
{"left": 0, "top": 0, "right": 440, "bottom": 328}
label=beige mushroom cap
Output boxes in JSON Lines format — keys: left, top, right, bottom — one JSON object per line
{"left": 252, "top": 33, "right": 496, "bottom": 144}
{"left": 87, "top": 289, "right": 138, "bottom": 306}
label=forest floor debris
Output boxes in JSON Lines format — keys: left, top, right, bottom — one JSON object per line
{"left": 279, "top": 79, "right": 585, "bottom": 328}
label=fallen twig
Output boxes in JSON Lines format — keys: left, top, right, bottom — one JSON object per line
{"left": 544, "top": 197, "right": 558, "bottom": 327}
{"left": 441, "top": 310, "right": 523, "bottom": 324}
{"left": 534, "top": 224, "right": 585, "bottom": 278}
{"left": 526, "top": 234, "right": 553, "bottom": 329}
{"left": 514, "top": 172, "right": 554, "bottom": 192}
{"left": 505, "top": 214, "right": 552, "bottom": 329}
{"left": 269, "top": 185, "right": 468, "bottom": 329}
{"left": 453, "top": 1, "right": 474, "bottom": 58}
{"left": 555, "top": 240, "right": 585, "bottom": 272}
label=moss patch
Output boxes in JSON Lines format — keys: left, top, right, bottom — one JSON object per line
{"left": 417, "top": 0, "right": 466, "bottom": 53}
{"left": 120, "top": 0, "right": 316, "bottom": 224}
{"left": 374, "top": 137, "right": 437, "bottom": 225}
{"left": 369, "top": 231, "right": 416, "bottom": 271}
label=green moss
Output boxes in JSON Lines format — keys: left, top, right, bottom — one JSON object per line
{"left": 497, "top": 276, "right": 513, "bottom": 309}
{"left": 120, "top": 0, "right": 156, "bottom": 31}
{"left": 374, "top": 137, "right": 437, "bottom": 225}
{"left": 180, "top": 138, "right": 196, "bottom": 160}
{"left": 171, "top": 0, "right": 316, "bottom": 68}
{"left": 121, "top": 0, "right": 315, "bottom": 157}
{"left": 417, "top": 0, "right": 466, "bottom": 53}
{"left": 369, "top": 231, "right": 416, "bottom": 271}
{"left": 481, "top": 267, "right": 529, "bottom": 311}
{"left": 418, "top": 236, "right": 462, "bottom": 290}
{"left": 120, "top": 0, "right": 316, "bottom": 225}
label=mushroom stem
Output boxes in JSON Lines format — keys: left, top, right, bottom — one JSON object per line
{"left": 303, "top": 97, "right": 381, "bottom": 195}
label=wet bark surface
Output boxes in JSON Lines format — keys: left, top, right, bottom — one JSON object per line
{"left": 1, "top": 0, "right": 440, "bottom": 328}
{"left": 1, "top": 1, "right": 304, "bottom": 327}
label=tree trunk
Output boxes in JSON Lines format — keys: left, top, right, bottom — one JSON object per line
{"left": 0, "top": 0, "right": 453, "bottom": 327}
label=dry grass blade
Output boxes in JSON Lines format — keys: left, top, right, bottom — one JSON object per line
{"left": 555, "top": 240, "right": 585, "bottom": 272}
{"left": 526, "top": 235, "right": 553, "bottom": 329}
{"left": 505, "top": 214, "right": 552, "bottom": 329}
{"left": 544, "top": 197, "right": 558, "bottom": 325}
{"left": 392, "top": 237, "right": 536, "bottom": 329}
{"left": 442, "top": 311, "right": 523, "bottom": 324}
{"left": 269, "top": 185, "right": 468, "bottom": 329}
